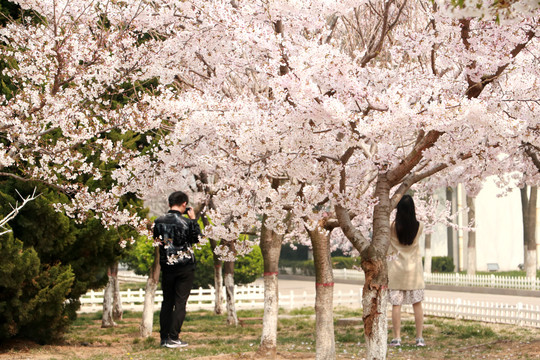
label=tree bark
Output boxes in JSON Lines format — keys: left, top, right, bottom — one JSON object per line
{"left": 224, "top": 259, "right": 238, "bottom": 326}
{"left": 201, "top": 209, "right": 225, "bottom": 315}
{"left": 521, "top": 186, "right": 538, "bottom": 278}
{"left": 306, "top": 222, "right": 336, "bottom": 360}
{"left": 101, "top": 264, "right": 117, "bottom": 328}
{"left": 424, "top": 233, "right": 432, "bottom": 274}
{"left": 140, "top": 247, "right": 160, "bottom": 337}
{"left": 360, "top": 176, "right": 391, "bottom": 360}
{"left": 466, "top": 196, "right": 477, "bottom": 276}
{"left": 210, "top": 238, "right": 224, "bottom": 315}
{"left": 257, "top": 219, "right": 283, "bottom": 359}
{"left": 111, "top": 262, "right": 123, "bottom": 321}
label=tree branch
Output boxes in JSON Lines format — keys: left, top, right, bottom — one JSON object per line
{"left": 524, "top": 143, "right": 540, "bottom": 172}
{"left": 0, "top": 188, "right": 40, "bottom": 235}
{"left": 387, "top": 129, "right": 443, "bottom": 186}
{"left": 0, "top": 172, "right": 73, "bottom": 194}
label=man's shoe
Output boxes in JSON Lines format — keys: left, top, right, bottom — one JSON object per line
{"left": 161, "top": 339, "right": 183, "bottom": 348}
{"left": 169, "top": 338, "right": 188, "bottom": 347}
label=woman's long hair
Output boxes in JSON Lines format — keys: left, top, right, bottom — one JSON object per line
{"left": 395, "top": 195, "right": 420, "bottom": 246}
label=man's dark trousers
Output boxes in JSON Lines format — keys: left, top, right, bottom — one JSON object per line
{"left": 160, "top": 267, "right": 195, "bottom": 341}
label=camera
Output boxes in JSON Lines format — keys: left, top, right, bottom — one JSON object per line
{"left": 184, "top": 207, "right": 192, "bottom": 214}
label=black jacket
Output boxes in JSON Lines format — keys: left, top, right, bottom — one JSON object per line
{"left": 154, "top": 210, "right": 201, "bottom": 272}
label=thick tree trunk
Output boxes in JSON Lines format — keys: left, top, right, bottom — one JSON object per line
{"left": 210, "top": 238, "right": 224, "bottom": 315}
{"left": 257, "top": 220, "right": 283, "bottom": 359}
{"left": 307, "top": 223, "right": 335, "bottom": 360}
{"left": 362, "top": 176, "right": 391, "bottom": 360}
{"left": 466, "top": 196, "right": 477, "bottom": 276}
{"left": 101, "top": 265, "right": 117, "bottom": 328}
{"left": 521, "top": 186, "right": 538, "bottom": 278}
{"left": 224, "top": 260, "right": 238, "bottom": 326}
{"left": 424, "top": 233, "right": 432, "bottom": 274}
{"left": 140, "top": 247, "right": 160, "bottom": 337}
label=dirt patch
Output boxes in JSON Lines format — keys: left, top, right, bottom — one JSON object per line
{"left": 194, "top": 351, "right": 316, "bottom": 360}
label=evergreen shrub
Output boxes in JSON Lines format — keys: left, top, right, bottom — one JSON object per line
{"left": 0, "top": 233, "right": 74, "bottom": 343}
{"left": 193, "top": 242, "right": 264, "bottom": 288}
{"left": 431, "top": 256, "right": 455, "bottom": 273}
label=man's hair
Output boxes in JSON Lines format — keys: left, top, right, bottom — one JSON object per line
{"left": 168, "top": 191, "right": 189, "bottom": 207}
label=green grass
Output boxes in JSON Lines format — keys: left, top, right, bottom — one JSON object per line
{"left": 6, "top": 308, "right": 539, "bottom": 359}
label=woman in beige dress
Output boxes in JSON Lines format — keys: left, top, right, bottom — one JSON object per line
{"left": 387, "top": 194, "right": 426, "bottom": 347}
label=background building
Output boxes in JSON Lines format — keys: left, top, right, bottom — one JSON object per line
{"left": 428, "top": 180, "right": 539, "bottom": 272}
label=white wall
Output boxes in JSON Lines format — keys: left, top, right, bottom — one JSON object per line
{"left": 474, "top": 180, "right": 524, "bottom": 271}
{"left": 427, "top": 179, "right": 539, "bottom": 272}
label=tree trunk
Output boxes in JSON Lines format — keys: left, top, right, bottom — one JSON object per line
{"left": 446, "top": 187, "right": 459, "bottom": 272}
{"left": 521, "top": 186, "right": 538, "bottom": 278}
{"left": 306, "top": 222, "right": 335, "bottom": 360}
{"left": 101, "top": 265, "right": 117, "bottom": 328}
{"left": 111, "top": 262, "right": 123, "bottom": 321}
{"left": 257, "top": 219, "right": 283, "bottom": 359}
{"left": 224, "top": 259, "right": 238, "bottom": 326}
{"left": 140, "top": 247, "right": 160, "bottom": 337}
{"left": 362, "top": 176, "right": 391, "bottom": 360}
{"left": 466, "top": 196, "right": 477, "bottom": 276}
{"left": 424, "top": 233, "right": 432, "bottom": 274}
{"left": 210, "top": 238, "right": 224, "bottom": 315}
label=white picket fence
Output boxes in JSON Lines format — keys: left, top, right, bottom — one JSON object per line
{"left": 331, "top": 269, "right": 540, "bottom": 291}
{"left": 424, "top": 272, "right": 540, "bottom": 290}
{"left": 402, "top": 298, "right": 540, "bottom": 328}
{"left": 79, "top": 285, "right": 540, "bottom": 328}
{"left": 80, "top": 285, "right": 265, "bottom": 312}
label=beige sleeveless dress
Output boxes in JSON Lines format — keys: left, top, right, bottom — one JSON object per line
{"left": 387, "top": 222, "right": 425, "bottom": 305}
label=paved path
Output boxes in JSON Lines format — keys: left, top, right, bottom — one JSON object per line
{"left": 254, "top": 277, "right": 540, "bottom": 307}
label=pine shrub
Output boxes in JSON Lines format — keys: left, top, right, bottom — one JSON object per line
{"left": 0, "top": 233, "right": 74, "bottom": 343}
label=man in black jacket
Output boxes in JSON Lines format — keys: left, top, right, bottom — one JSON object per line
{"left": 154, "top": 191, "right": 201, "bottom": 348}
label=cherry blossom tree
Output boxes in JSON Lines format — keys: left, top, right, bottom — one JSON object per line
{"left": 118, "top": 1, "right": 539, "bottom": 358}
{"left": 0, "top": 0, "right": 213, "bottom": 332}
{"left": 5, "top": 1, "right": 539, "bottom": 359}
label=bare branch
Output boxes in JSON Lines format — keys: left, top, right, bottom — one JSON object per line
{"left": 0, "top": 188, "right": 40, "bottom": 235}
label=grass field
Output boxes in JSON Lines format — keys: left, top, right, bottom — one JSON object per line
{"left": 0, "top": 307, "right": 538, "bottom": 359}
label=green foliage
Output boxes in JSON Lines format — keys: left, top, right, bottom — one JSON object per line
{"left": 0, "top": 233, "right": 75, "bottom": 343}
{"left": 279, "top": 256, "right": 361, "bottom": 276}
{"left": 279, "top": 259, "right": 316, "bottom": 276}
{"left": 123, "top": 235, "right": 155, "bottom": 276}
{"left": 0, "top": 179, "right": 140, "bottom": 342}
{"left": 431, "top": 256, "right": 456, "bottom": 273}
{"left": 0, "top": 0, "right": 21, "bottom": 27}
{"left": 280, "top": 243, "right": 310, "bottom": 260}
{"left": 233, "top": 244, "right": 264, "bottom": 285}
{"left": 193, "top": 242, "right": 264, "bottom": 288}
{"left": 1, "top": 181, "right": 124, "bottom": 297}
{"left": 331, "top": 256, "right": 362, "bottom": 269}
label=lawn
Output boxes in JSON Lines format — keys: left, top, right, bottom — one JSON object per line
{"left": 0, "top": 308, "right": 538, "bottom": 359}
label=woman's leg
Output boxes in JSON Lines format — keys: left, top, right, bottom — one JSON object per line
{"left": 392, "top": 305, "right": 402, "bottom": 340}
{"left": 412, "top": 301, "right": 424, "bottom": 339}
